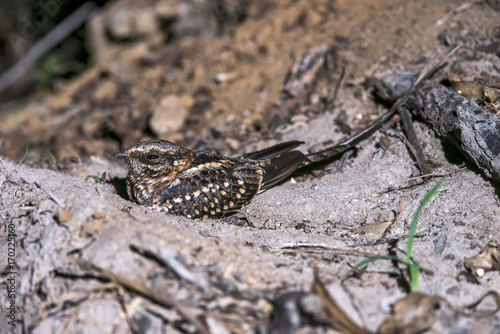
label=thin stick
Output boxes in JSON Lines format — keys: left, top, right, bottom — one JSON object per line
{"left": 35, "top": 182, "right": 66, "bottom": 208}
{"left": 377, "top": 166, "right": 467, "bottom": 194}
{"left": 435, "top": 1, "right": 478, "bottom": 27}
{"left": 327, "top": 65, "right": 346, "bottom": 111}
{"left": 280, "top": 243, "right": 380, "bottom": 257}
{"left": 0, "top": 2, "right": 96, "bottom": 94}
{"left": 115, "top": 285, "right": 140, "bottom": 334}
{"left": 398, "top": 106, "right": 431, "bottom": 174}
{"left": 4, "top": 145, "right": 29, "bottom": 181}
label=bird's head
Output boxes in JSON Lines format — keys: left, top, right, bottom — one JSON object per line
{"left": 116, "top": 139, "right": 195, "bottom": 177}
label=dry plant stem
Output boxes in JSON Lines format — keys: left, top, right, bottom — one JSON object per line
{"left": 72, "top": 258, "right": 210, "bottom": 334}
{"left": 326, "top": 65, "right": 346, "bottom": 111}
{"left": 398, "top": 106, "right": 431, "bottom": 174}
{"left": 313, "top": 271, "right": 372, "bottom": 334}
{"left": 435, "top": 1, "right": 479, "bottom": 27}
{"left": 401, "top": 166, "right": 467, "bottom": 182}
{"left": 0, "top": 3, "right": 96, "bottom": 94}
{"left": 4, "top": 146, "right": 29, "bottom": 181}
{"left": 115, "top": 285, "right": 140, "bottom": 334}
{"left": 377, "top": 166, "right": 467, "bottom": 194}
{"left": 280, "top": 243, "right": 380, "bottom": 257}
{"left": 35, "top": 182, "right": 66, "bottom": 208}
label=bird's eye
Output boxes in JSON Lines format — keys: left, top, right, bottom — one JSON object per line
{"left": 145, "top": 154, "right": 160, "bottom": 161}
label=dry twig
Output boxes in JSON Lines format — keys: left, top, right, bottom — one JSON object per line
{"left": 0, "top": 3, "right": 96, "bottom": 94}
{"left": 35, "top": 182, "right": 66, "bottom": 208}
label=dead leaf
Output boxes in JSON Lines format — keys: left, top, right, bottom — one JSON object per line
{"left": 378, "top": 292, "right": 440, "bottom": 334}
{"left": 353, "top": 221, "right": 394, "bottom": 238}
{"left": 448, "top": 71, "right": 500, "bottom": 104}
{"left": 464, "top": 241, "right": 500, "bottom": 277}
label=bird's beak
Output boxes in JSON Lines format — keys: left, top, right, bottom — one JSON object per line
{"left": 115, "top": 152, "right": 128, "bottom": 159}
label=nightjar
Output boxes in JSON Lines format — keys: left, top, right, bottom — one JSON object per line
{"left": 116, "top": 140, "right": 308, "bottom": 219}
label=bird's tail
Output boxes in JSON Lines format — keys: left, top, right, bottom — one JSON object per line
{"left": 301, "top": 45, "right": 460, "bottom": 167}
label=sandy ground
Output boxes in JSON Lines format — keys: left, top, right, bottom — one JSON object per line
{"left": 1, "top": 0, "right": 500, "bottom": 333}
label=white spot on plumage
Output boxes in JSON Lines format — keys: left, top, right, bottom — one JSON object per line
{"left": 167, "top": 178, "right": 181, "bottom": 189}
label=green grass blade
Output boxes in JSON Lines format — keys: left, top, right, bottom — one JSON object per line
{"left": 406, "top": 178, "right": 445, "bottom": 263}
{"left": 408, "top": 262, "right": 420, "bottom": 291}
{"left": 405, "top": 178, "right": 444, "bottom": 292}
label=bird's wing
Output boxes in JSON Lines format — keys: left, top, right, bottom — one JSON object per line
{"left": 241, "top": 140, "right": 305, "bottom": 160}
{"left": 259, "top": 150, "right": 305, "bottom": 191}
{"left": 239, "top": 140, "right": 306, "bottom": 192}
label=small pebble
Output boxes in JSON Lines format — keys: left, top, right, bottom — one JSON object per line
{"left": 56, "top": 209, "right": 73, "bottom": 224}
{"left": 434, "top": 233, "right": 447, "bottom": 254}
{"left": 93, "top": 211, "right": 107, "bottom": 219}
